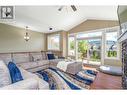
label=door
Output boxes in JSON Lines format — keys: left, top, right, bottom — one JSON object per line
{"left": 77, "top": 38, "right": 101, "bottom": 65}
{"left": 88, "top": 39, "right": 101, "bottom": 65}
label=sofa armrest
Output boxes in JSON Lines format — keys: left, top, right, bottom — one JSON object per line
{"left": 0, "top": 78, "right": 38, "bottom": 90}
{"left": 19, "top": 67, "right": 49, "bottom": 89}
{"left": 37, "top": 78, "right": 49, "bottom": 89}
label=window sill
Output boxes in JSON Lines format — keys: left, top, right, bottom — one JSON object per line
{"left": 104, "top": 57, "right": 120, "bottom": 60}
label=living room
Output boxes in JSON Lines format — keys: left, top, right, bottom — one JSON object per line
{"left": 0, "top": 5, "right": 126, "bottom": 90}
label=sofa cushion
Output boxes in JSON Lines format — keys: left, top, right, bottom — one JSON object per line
{"left": 12, "top": 53, "right": 30, "bottom": 63}
{"left": 49, "top": 59, "right": 65, "bottom": 67}
{"left": 30, "top": 52, "right": 43, "bottom": 61}
{"left": 37, "top": 60, "right": 49, "bottom": 66}
{"left": 47, "top": 54, "right": 55, "bottom": 60}
{"left": 0, "top": 53, "right": 12, "bottom": 64}
{"left": 17, "top": 62, "right": 38, "bottom": 70}
{"left": 0, "top": 60, "right": 11, "bottom": 87}
{"left": 49, "top": 59, "right": 65, "bottom": 64}
{"left": 8, "top": 62, "right": 23, "bottom": 83}
{"left": 18, "top": 60, "right": 49, "bottom": 70}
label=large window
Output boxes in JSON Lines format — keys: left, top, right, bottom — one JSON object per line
{"left": 48, "top": 34, "right": 60, "bottom": 50}
{"left": 77, "top": 31, "right": 102, "bottom": 64}
{"left": 105, "top": 31, "right": 118, "bottom": 58}
{"left": 68, "top": 27, "right": 119, "bottom": 64}
{"left": 68, "top": 34, "right": 75, "bottom": 56}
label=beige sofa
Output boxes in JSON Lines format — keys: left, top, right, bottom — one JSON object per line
{"left": 0, "top": 52, "right": 49, "bottom": 72}
{"left": 0, "top": 60, "right": 49, "bottom": 90}
{"left": 0, "top": 51, "right": 64, "bottom": 89}
{"left": 0, "top": 51, "right": 64, "bottom": 72}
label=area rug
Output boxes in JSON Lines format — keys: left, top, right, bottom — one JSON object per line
{"left": 35, "top": 67, "right": 97, "bottom": 90}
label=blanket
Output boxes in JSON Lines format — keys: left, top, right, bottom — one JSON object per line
{"left": 57, "top": 61, "right": 76, "bottom": 72}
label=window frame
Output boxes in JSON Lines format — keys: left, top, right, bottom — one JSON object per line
{"left": 67, "top": 26, "right": 120, "bottom": 61}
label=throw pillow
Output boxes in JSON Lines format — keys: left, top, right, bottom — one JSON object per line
{"left": 8, "top": 61, "right": 23, "bottom": 83}
{"left": 47, "top": 54, "right": 55, "bottom": 60}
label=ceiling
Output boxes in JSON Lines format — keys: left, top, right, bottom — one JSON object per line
{"left": 0, "top": 6, "right": 118, "bottom": 33}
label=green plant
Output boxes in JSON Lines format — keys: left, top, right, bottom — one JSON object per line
{"left": 78, "top": 40, "right": 88, "bottom": 61}
{"left": 107, "top": 51, "right": 117, "bottom": 57}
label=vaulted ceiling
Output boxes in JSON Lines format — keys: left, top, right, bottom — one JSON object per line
{"left": 0, "top": 6, "right": 118, "bottom": 33}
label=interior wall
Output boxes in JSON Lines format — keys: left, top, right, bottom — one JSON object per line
{"left": 68, "top": 19, "right": 119, "bottom": 34}
{"left": 0, "top": 23, "right": 46, "bottom": 53}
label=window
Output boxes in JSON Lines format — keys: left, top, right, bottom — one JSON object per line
{"left": 67, "top": 27, "right": 120, "bottom": 62}
{"left": 105, "top": 31, "right": 118, "bottom": 58}
{"left": 77, "top": 32, "right": 102, "bottom": 39}
{"left": 68, "top": 34, "right": 75, "bottom": 56}
{"left": 48, "top": 34, "right": 60, "bottom": 50}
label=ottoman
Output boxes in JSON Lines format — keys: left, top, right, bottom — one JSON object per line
{"left": 57, "top": 61, "right": 82, "bottom": 75}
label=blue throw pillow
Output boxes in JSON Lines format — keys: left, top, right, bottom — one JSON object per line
{"left": 8, "top": 62, "right": 23, "bottom": 83}
{"left": 47, "top": 54, "right": 55, "bottom": 60}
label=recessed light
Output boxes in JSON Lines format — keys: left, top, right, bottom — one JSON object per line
{"left": 49, "top": 27, "right": 53, "bottom": 31}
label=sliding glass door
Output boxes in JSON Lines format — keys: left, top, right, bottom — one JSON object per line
{"left": 77, "top": 38, "right": 101, "bottom": 65}
{"left": 88, "top": 39, "right": 101, "bottom": 64}
{"left": 77, "top": 40, "right": 88, "bottom": 63}
{"left": 68, "top": 27, "right": 119, "bottom": 66}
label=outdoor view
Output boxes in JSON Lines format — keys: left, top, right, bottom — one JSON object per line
{"left": 77, "top": 39, "right": 101, "bottom": 62}
{"left": 68, "top": 30, "right": 118, "bottom": 64}
{"left": 68, "top": 35, "right": 75, "bottom": 56}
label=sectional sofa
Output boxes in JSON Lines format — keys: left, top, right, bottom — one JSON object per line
{"left": 0, "top": 51, "right": 64, "bottom": 72}
{"left": 0, "top": 51, "right": 64, "bottom": 89}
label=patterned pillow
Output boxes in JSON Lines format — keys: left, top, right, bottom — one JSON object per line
{"left": 0, "top": 60, "right": 11, "bottom": 87}
{"left": 30, "top": 52, "right": 43, "bottom": 62}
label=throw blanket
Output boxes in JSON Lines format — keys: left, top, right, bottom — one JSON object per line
{"left": 8, "top": 62, "right": 23, "bottom": 83}
{"left": 57, "top": 61, "right": 75, "bottom": 72}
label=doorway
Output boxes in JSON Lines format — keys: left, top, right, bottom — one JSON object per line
{"left": 77, "top": 38, "right": 101, "bottom": 65}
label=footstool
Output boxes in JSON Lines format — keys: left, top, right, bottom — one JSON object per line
{"left": 57, "top": 61, "right": 82, "bottom": 75}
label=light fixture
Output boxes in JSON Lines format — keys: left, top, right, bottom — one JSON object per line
{"left": 24, "top": 26, "right": 30, "bottom": 41}
{"left": 49, "top": 27, "right": 53, "bottom": 31}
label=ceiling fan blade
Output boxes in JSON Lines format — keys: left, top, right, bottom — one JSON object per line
{"left": 71, "top": 5, "right": 77, "bottom": 11}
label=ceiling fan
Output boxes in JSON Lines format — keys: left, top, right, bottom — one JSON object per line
{"left": 58, "top": 5, "right": 77, "bottom": 12}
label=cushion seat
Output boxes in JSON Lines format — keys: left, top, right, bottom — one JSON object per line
{"left": 99, "top": 65, "right": 122, "bottom": 76}
{"left": 17, "top": 62, "right": 38, "bottom": 70}
{"left": 17, "top": 60, "right": 49, "bottom": 71}
{"left": 37, "top": 60, "right": 49, "bottom": 66}
{"left": 49, "top": 59, "right": 65, "bottom": 67}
